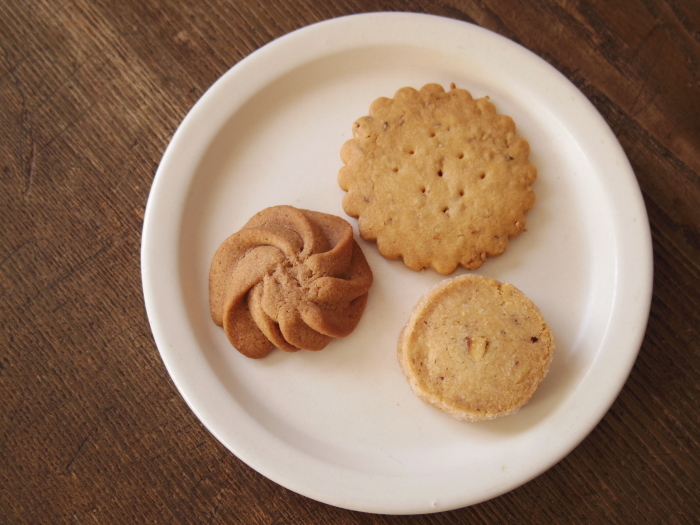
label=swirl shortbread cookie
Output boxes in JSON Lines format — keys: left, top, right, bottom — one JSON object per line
{"left": 398, "top": 274, "right": 553, "bottom": 421}
{"left": 339, "top": 83, "right": 537, "bottom": 275}
{"left": 209, "top": 205, "right": 373, "bottom": 359}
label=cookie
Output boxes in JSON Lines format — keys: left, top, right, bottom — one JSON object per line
{"left": 397, "top": 274, "right": 554, "bottom": 421}
{"left": 209, "top": 205, "right": 373, "bottom": 359}
{"left": 338, "top": 83, "right": 537, "bottom": 275}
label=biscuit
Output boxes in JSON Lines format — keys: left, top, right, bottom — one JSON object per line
{"left": 209, "top": 205, "right": 373, "bottom": 358}
{"left": 338, "top": 83, "right": 537, "bottom": 275}
{"left": 397, "top": 274, "right": 553, "bottom": 421}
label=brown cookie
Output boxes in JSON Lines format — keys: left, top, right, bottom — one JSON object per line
{"left": 209, "top": 205, "right": 373, "bottom": 358}
{"left": 398, "top": 274, "right": 554, "bottom": 421}
{"left": 338, "top": 83, "right": 537, "bottom": 275}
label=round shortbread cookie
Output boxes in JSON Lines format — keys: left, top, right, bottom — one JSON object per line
{"left": 398, "top": 274, "right": 554, "bottom": 421}
{"left": 338, "top": 83, "right": 537, "bottom": 275}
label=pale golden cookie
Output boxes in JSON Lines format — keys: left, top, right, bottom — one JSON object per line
{"left": 338, "top": 83, "right": 537, "bottom": 275}
{"left": 209, "top": 205, "right": 373, "bottom": 359}
{"left": 398, "top": 274, "right": 553, "bottom": 421}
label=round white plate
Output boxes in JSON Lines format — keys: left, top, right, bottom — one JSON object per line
{"left": 141, "top": 12, "right": 652, "bottom": 514}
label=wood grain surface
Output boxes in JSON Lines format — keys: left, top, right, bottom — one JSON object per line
{"left": 1, "top": 0, "right": 698, "bottom": 523}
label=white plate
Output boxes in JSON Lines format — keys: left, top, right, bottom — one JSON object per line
{"left": 141, "top": 12, "right": 652, "bottom": 514}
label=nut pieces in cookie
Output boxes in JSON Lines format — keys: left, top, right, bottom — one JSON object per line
{"left": 398, "top": 274, "right": 554, "bottom": 421}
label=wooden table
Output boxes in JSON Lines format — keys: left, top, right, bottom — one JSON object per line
{"left": 2, "top": 0, "right": 698, "bottom": 522}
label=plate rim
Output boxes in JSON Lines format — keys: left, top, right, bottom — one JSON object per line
{"left": 141, "top": 11, "right": 653, "bottom": 514}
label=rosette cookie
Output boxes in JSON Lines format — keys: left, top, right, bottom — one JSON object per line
{"left": 209, "top": 205, "right": 373, "bottom": 359}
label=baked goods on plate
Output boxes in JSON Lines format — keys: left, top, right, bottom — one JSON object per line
{"left": 339, "top": 83, "right": 537, "bottom": 275}
{"left": 398, "top": 274, "right": 554, "bottom": 421}
{"left": 209, "top": 205, "right": 373, "bottom": 358}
